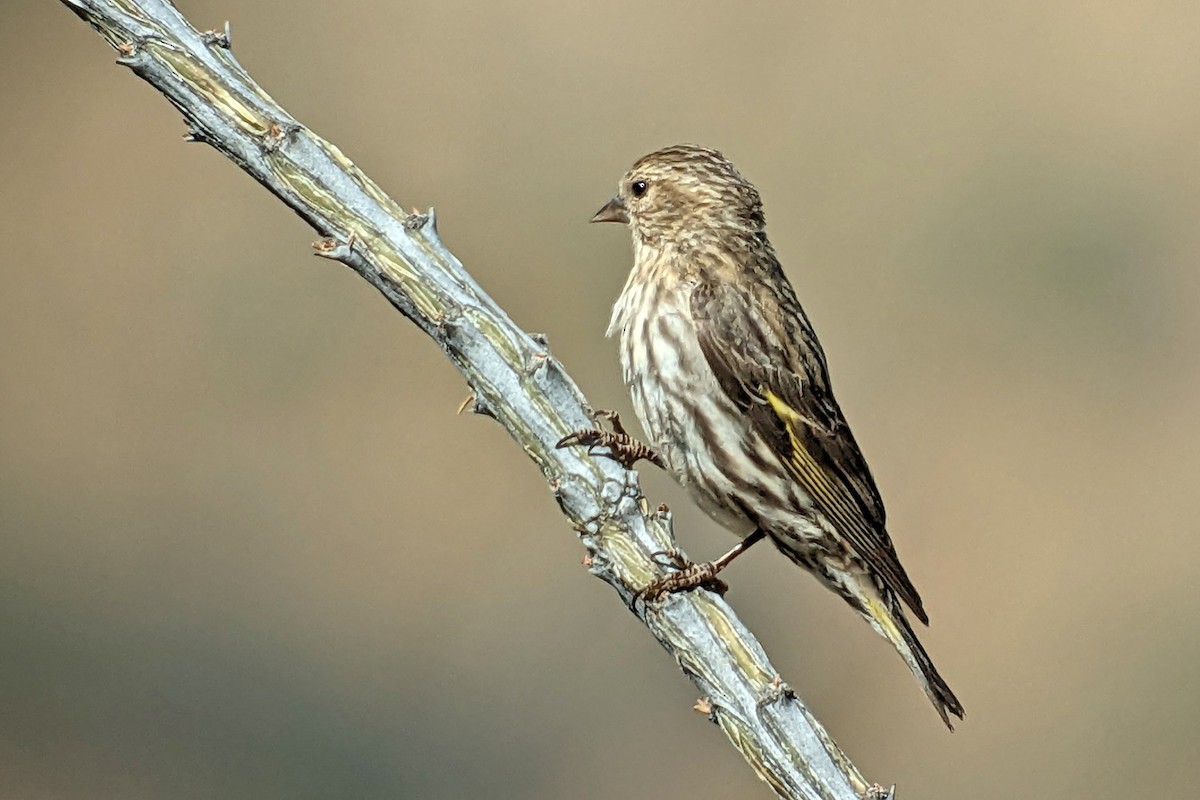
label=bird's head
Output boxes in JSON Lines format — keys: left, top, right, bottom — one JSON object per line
{"left": 591, "top": 144, "right": 766, "bottom": 249}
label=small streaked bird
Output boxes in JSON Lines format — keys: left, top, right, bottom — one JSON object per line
{"left": 559, "top": 144, "right": 964, "bottom": 728}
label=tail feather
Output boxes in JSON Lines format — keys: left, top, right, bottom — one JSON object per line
{"left": 863, "top": 592, "right": 965, "bottom": 729}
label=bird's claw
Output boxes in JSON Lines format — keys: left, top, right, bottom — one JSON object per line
{"left": 649, "top": 548, "right": 688, "bottom": 570}
{"left": 556, "top": 411, "right": 663, "bottom": 469}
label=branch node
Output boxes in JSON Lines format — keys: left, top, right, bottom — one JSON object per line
{"left": 404, "top": 208, "right": 430, "bottom": 230}
{"left": 864, "top": 785, "right": 896, "bottom": 800}
{"left": 202, "top": 21, "right": 233, "bottom": 49}
{"left": 115, "top": 39, "right": 140, "bottom": 66}
{"left": 756, "top": 674, "right": 796, "bottom": 709}
{"left": 261, "top": 121, "right": 297, "bottom": 152}
{"left": 454, "top": 388, "right": 493, "bottom": 418}
{"left": 522, "top": 349, "right": 550, "bottom": 379}
{"left": 580, "top": 537, "right": 608, "bottom": 567}
{"left": 438, "top": 310, "right": 465, "bottom": 342}
{"left": 548, "top": 480, "right": 572, "bottom": 518}
{"left": 312, "top": 236, "right": 353, "bottom": 262}
{"left": 576, "top": 509, "right": 603, "bottom": 536}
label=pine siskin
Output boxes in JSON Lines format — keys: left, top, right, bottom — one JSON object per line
{"left": 563, "top": 144, "right": 964, "bottom": 728}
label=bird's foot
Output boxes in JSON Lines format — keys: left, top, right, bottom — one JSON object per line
{"left": 640, "top": 551, "right": 729, "bottom": 600}
{"left": 640, "top": 530, "right": 767, "bottom": 600}
{"left": 556, "top": 410, "right": 664, "bottom": 470}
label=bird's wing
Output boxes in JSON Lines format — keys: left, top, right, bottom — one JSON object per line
{"left": 689, "top": 272, "right": 928, "bottom": 624}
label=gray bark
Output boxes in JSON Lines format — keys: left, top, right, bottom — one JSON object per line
{"left": 58, "top": 2, "right": 885, "bottom": 797}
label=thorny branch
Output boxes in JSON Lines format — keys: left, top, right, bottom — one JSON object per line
{"left": 58, "top": 2, "right": 888, "bottom": 798}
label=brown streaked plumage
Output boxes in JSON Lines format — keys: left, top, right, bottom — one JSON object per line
{"left": 581, "top": 144, "right": 963, "bottom": 728}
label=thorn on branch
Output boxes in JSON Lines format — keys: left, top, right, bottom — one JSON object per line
{"left": 864, "top": 785, "right": 896, "bottom": 800}
{"left": 261, "top": 122, "right": 297, "bottom": 152}
{"left": 311, "top": 232, "right": 361, "bottom": 263}
{"left": 549, "top": 479, "right": 572, "bottom": 517}
{"left": 693, "top": 697, "right": 715, "bottom": 718}
{"left": 757, "top": 674, "right": 796, "bottom": 709}
{"left": 183, "top": 127, "right": 211, "bottom": 144}
{"left": 437, "top": 313, "right": 464, "bottom": 346}
{"left": 115, "top": 40, "right": 140, "bottom": 66}
{"left": 312, "top": 236, "right": 355, "bottom": 263}
{"left": 202, "top": 21, "right": 233, "bottom": 49}
{"left": 522, "top": 349, "right": 550, "bottom": 379}
{"left": 456, "top": 389, "right": 494, "bottom": 419}
{"left": 581, "top": 541, "right": 608, "bottom": 573}
{"left": 404, "top": 208, "right": 430, "bottom": 230}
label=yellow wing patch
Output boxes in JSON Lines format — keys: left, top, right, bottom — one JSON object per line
{"left": 762, "top": 389, "right": 875, "bottom": 546}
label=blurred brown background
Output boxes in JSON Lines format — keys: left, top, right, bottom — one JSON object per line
{"left": 3, "top": 1, "right": 1198, "bottom": 798}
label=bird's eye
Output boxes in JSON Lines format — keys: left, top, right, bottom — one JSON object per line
{"left": 630, "top": 180, "right": 648, "bottom": 198}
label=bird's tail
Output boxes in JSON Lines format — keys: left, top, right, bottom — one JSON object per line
{"left": 859, "top": 589, "right": 965, "bottom": 730}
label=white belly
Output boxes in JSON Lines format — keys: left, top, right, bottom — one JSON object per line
{"left": 612, "top": 282, "right": 802, "bottom": 538}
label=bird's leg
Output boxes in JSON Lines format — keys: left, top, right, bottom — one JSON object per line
{"left": 647, "top": 546, "right": 731, "bottom": 597}
{"left": 556, "top": 410, "right": 665, "bottom": 470}
{"left": 640, "top": 528, "right": 768, "bottom": 600}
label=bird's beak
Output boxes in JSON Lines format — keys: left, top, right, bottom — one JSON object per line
{"left": 590, "top": 196, "right": 629, "bottom": 224}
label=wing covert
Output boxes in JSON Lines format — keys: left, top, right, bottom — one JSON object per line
{"left": 689, "top": 275, "right": 929, "bottom": 623}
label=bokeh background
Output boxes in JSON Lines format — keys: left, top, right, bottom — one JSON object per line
{"left": 3, "top": 2, "right": 1198, "bottom": 798}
